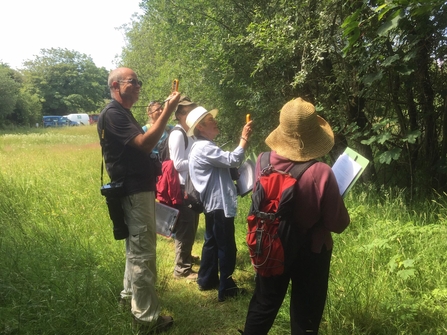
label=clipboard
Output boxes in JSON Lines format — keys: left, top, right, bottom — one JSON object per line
{"left": 155, "top": 202, "right": 179, "bottom": 237}
{"left": 236, "top": 159, "right": 256, "bottom": 197}
{"left": 332, "top": 147, "right": 369, "bottom": 197}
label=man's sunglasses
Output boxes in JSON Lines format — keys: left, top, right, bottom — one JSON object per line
{"left": 119, "top": 79, "right": 143, "bottom": 87}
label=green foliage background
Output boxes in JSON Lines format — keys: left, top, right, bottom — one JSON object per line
{"left": 1, "top": 126, "right": 447, "bottom": 334}
{"left": 22, "top": 48, "right": 110, "bottom": 116}
{"left": 120, "top": 0, "right": 447, "bottom": 196}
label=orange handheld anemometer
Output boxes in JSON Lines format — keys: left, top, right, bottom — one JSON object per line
{"left": 246, "top": 114, "right": 251, "bottom": 123}
{"left": 172, "top": 79, "right": 179, "bottom": 92}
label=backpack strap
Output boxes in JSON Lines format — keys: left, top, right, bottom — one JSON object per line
{"left": 260, "top": 151, "right": 316, "bottom": 181}
{"left": 171, "top": 126, "right": 188, "bottom": 150}
{"left": 259, "top": 152, "right": 271, "bottom": 171}
{"left": 288, "top": 160, "right": 317, "bottom": 180}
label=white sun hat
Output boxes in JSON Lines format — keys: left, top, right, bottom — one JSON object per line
{"left": 185, "top": 106, "right": 218, "bottom": 136}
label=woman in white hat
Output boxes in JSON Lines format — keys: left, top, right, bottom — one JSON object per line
{"left": 242, "top": 98, "right": 350, "bottom": 335}
{"left": 186, "top": 106, "right": 253, "bottom": 302}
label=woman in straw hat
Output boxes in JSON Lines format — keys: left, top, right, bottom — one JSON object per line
{"left": 186, "top": 106, "right": 253, "bottom": 302}
{"left": 242, "top": 98, "right": 350, "bottom": 335}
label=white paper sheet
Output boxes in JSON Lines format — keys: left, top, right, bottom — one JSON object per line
{"left": 332, "top": 153, "right": 362, "bottom": 196}
{"left": 237, "top": 159, "right": 256, "bottom": 197}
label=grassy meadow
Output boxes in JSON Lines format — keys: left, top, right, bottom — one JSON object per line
{"left": 1, "top": 126, "right": 447, "bottom": 335}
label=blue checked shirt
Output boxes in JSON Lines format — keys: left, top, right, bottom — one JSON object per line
{"left": 188, "top": 139, "right": 245, "bottom": 217}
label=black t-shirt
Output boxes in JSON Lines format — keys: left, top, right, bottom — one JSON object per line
{"left": 98, "top": 100, "right": 157, "bottom": 195}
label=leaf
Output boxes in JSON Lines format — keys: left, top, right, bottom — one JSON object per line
{"left": 377, "top": 132, "right": 391, "bottom": 144}
{"left": 341, "top": 10, "right": 361, "bottom": 54}
{"left": 377, "top": 9, "right": 403, "bottom": 36}
{"left": 376, "top": 3, "right": 397, "bottom": 21}
{"left": 361, "top": 71, "right": 383, "bottom": 85}
{"left": 387, "top": 254, "right": 400, "bottom": 272}
{"left": 342, "top": 26, "right": 361, "bottom": 54}
{"left": 382, "top": 54, "right": 400, "bottom": 67}
{"left": 362, "top": 238, "right": 392, "bottom": 252}
{"left": 401, "top": 258, "right": 414, "bottom": 269}
{"left": 403, "top": 50, "right": 417, "bottom": 62}
{"left": 397, "top": 269, "right": 415, "bottom": 280}
{"left": 379, "top": 148, "right": 402, "bottom": 164}
{"left": 396, "top": 64, "right": 414, "bottom": 76}
{"left": 341, "top": 9, "right": 361, "bottom": 29}
{"left": 361, "top": 135, "right": 377, "bottom": 145}
{"left": 403, "top": 130, "right": 421, "bottom": 144}
{"left": 342, "top": 20, "right": 360, "bottom": 37}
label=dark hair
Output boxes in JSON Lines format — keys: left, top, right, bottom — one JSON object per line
{"left": 176, "top": 103, "right": 198, "bottom": 117}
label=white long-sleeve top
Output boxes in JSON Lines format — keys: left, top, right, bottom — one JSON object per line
{"left": 168, "top": 125, "right": 194, "bottom": 185}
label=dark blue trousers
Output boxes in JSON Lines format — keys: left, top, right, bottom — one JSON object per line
{"left": 243, "top": 245, "right": 332, "bottom": 335}
{"left": 197, "top": 210, "right": 237, "bottom": 300}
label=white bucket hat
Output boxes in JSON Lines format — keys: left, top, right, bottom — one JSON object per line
{"left": 185, "top": 106, "right": 218, "bottom": 136}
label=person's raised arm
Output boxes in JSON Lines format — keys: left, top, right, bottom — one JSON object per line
{"left": 129, "top": 92, "right": 181, "bottom": 152}
{"left": 238, "top": 120, "right": 253, "bottom": 150}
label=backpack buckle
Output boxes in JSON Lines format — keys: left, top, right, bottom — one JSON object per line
{"left": 261, "top": 164, "right": 274, "bottom": 176}
{"left": 256, "top": 211, "right": 276, "bottom": 221}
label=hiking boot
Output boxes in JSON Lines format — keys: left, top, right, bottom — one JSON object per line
{"left": 218, "top": 287, "right": 247, "bottom": 302}
{"left": 173, "top": 270, "right": 198, "bottom": 281}
{"left": 132, "top": 315, "right": 174, "bottom": 334}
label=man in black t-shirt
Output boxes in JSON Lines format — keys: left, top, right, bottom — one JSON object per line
{"left": 97, "top": 67, "right": 180, "bottom": 334}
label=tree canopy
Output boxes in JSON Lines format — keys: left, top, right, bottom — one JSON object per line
{"left": 0, "top": 65, "right": 21, "bottom": 122}
{"left": 0, "top": 49, "right": 110, "bottom": 127}
{"left": 0, "top": 64, "right": 42, "bottom": 126}
{"left": 120, "top": 0, "right": 447, "bottom": 196}
{"left": 22, "top": 48, "right": 109, "bottom": 116}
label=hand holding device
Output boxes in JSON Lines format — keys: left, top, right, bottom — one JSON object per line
{"left": 241, "top": 115, "right": 253, "bottom": 144}
{"left": 172, "top": 79, "right": 179, "bottom": 92}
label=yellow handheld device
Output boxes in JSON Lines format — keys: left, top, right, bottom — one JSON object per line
{"left": 246, "top": 114, "right": 251, "bottom": 123}
{"left": 172, "top": 79, "right": 179, "bottom": 92}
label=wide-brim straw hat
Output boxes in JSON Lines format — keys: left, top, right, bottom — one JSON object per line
{"left": 265, "top": 97, "right": 334, "bottom": 162}
{"left": 186, "top": 106, "right": 218, "bottom": 136}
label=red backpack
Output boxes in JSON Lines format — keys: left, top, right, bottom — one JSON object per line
{"left": 246, "top": 152, "right": 315, "bottom": 277}
{"left": 155, "top": 127, "right": 188, "bottom": 207}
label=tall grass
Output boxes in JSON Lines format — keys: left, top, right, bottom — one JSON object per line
{"left": 1, "top": 126, "right": 446, "bottom": 334}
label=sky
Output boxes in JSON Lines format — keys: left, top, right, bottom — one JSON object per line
{"left": 1, "top": 0, "right": 144, "bottom": 71}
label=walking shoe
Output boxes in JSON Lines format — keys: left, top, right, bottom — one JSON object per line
{"left": 118, "top": 297, "right": 131, "bottom": 311}
{"left": 198, "top": 282, "right": 219, "bottom": 291}
{"left": 173, "top": 270, "right": 198, "bottom": 281}
{"left": 132, "top": 315, "right": 174, "bottom": 334}
{"left": 191, "top": 255, "right": 200, "bottom": 264}
{"left": 218, "top": 287, "right": 247, "bottom": 302}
